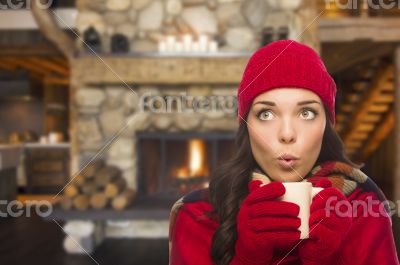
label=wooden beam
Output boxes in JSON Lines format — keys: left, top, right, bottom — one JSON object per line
{"left": 342, "top": 65, "right": 393, "bottom": 145}
{"left": 31, "top": 0, "right": 76, "bottom": 61}
{"left": 0, "top": 59, "right": 43, "bottom": 81}
{"left": 322, "top": 42, "right": 395, "bottom": 74}
{"left": 346, "top": 140, "right": 364, "bottom": 149}
{"left": 352, "top": 80, "right": 369, "bottom": 91}
{"left": 319, "top": 18, "right": 400, "bottom": 42}
{"left": 1, "top": 57, "right": 48, "bottom": 76}
{"left": 0, "top": 61, "right": 16, "bottom": 71}
{"left": 339, "top": 104, "right": 354, "bottom": 113}
{"left": 0, "top": 45, "right": 62, "bottom": 57}
{"left": 381, "top": 83, "right": 395, "bottom": 92}
{"left": 27, "top": 57, "right": 69, "bottom": 76}
{"left": 358, "top": 68, "right": 377, "bottom": 79}
{"left": 356, "top": 110, "right": 394, "bottom": 162}
{"left": 362, "top": 114, "right": 382, "bottom": 123}
{"left": 357, "top": 123, "right": 376, "bottom": 132}
{"left": 352, "top": 131, "right": 369, "bottom": 140}
{"left": 346, "top": 93, "right": 361, "bottom": 103}
{"left": 375, "top": 93, "right": 395, "bottom": 104}
{"left": 51, "top": 57, "right": 69, "bottom": 66}
{"left": 336, "top": 114, "right": 346, "bottom": 122}
{"left": 72, "top": 56, "right": 250, "bottom": 84}
{"left": 368, "top": 104, "right": 390, "bottom": 113}
{"left": 44, "top": 76, "right": 70, "bottom": 85}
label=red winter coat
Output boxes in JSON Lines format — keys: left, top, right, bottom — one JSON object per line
{"left": 169, "top": 182, "right": 399, "bottom": 265}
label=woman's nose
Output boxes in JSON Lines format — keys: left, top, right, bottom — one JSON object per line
{"left": 278, "top": 121, "right": 296, "bottom": 144}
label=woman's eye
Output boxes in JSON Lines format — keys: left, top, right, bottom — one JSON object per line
{"left": 256, "top": 108, "right": 318, "bottom": 121}
{"left": 300, "top": 109, "right": 317, "bottom": 120}
{"left": 257, "top": 110, "right": 273, "bottom": 120}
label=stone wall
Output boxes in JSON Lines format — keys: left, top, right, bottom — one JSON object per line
{"left": 74, "top": 85, "right": 237, "bottom": 192}
{"left": 76, "top": 0, "right": 318, "bottom": 53}
{"left": 70, "top": 84, "right": 238, "bottom": 240}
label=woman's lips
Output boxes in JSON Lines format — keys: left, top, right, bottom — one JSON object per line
{"left": 277, "top": 158, "right": 297, "bottom": 169}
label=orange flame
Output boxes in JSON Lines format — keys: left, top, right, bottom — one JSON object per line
{"left": 174, "top": 139, "right": 209, "bottom": 178}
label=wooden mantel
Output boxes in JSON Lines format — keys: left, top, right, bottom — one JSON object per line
{"left": 71, "top": 52, "right": 251, "bottom": 85}
{"left": 319, "top": 17, "right": 400, "bottom": 42}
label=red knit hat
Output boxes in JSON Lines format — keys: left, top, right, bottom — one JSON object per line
{"left": 237, "top": 40, "right": 336, "bottom": 126}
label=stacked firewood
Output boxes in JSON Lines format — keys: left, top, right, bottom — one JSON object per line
{"left": 59, "top": 160, "right": 135, "bottom": 211}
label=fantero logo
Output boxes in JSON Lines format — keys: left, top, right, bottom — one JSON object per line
{"left": 0, "top": 0, "right": 53, "bottom": 10}
{"left": 0, "top": 200, "right": 53, "bottom": 218}
{"left": 325, "top": 0, "right": 400, "bottom": 10}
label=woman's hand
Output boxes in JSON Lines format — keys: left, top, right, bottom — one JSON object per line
{"left": 298, "top": 179, "right": 353, "bottom": 264}
{"left": 232, "top": 180, "right": 301, "bottom": 264}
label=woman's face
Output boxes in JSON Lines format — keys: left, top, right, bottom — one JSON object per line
{"left": 246, "top": 88, "right": 326, "bottom": 182}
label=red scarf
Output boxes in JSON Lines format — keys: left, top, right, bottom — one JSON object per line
{"left": 252, "top": 160, "right": 389, "bottom": 214}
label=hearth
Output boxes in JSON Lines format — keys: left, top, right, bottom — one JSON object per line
{"left": 136, "top": 131, "right": 235, "bottom": 203}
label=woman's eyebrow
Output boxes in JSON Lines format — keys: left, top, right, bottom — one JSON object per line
{"left": 253, "top": 100, "right": 321, "bottom": 106}
{"left": 297, "top": 100, "right": 321, "bottom": 106}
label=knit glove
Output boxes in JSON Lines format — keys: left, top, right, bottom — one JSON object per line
{"left": 298, "top": 179, "right": 353, "bottom": 265}
{"left": 232, "top": 180, "right": 301, "bottom": 265}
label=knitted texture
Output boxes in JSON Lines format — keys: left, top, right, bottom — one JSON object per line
{"left": 169, "top": 160, "right": 399, "bottom": 265}
{"left": 298, "top": 179, "right": 352, "bottom": 264}
{"left": 237, "top": 40, "right": 337, "bottom": 126}
{"left": 252, "top": 160, "right": 390, "bottom": 215}
{"left": 233, "top": 181, "right": 301, "bottom": 264}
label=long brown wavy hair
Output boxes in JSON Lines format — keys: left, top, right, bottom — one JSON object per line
{"left": 207, "top": 105, "right": 362, "bottom": 265}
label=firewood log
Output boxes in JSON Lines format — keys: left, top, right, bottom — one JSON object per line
{"left": 111, "top": 189, "right": 135, "bottom": 210}
{"left": 72, "top": 174, "right": 85, "bottom": 187}
{"left": 64, "top": 184, "right": 79, "bottom": 198}
{"left": 94, "top": 166, "right": 121, "bottom": 187}
{"left": 60, "top": 196, "right": 73, "bottom": 210}
{"left": 105, "top": 176, "right": 127, "bottom": 198}
{"left": 81, "top": 180, "right": 97, "bottom": 195}
{"left": 73, "top": 195, "right": 89, "bottom": 211}
{"left": 89, "top": 192, "right": 108, "bottom": 209}
{"left": 81, "top": 160, "right": 105, "bottom": 178}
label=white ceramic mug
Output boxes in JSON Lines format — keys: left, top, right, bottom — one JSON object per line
{"left": 278, "top": 182, "right": 323, "bottom": 239}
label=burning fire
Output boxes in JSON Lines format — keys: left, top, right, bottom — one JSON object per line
{"left": 175, "top": 139, "right": 209, "bottom": 178}
{"left": 189, "top": 139, "right": 206, "bottom": 176}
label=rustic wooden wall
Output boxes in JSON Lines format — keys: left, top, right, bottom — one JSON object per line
{"left": 362, "top": 128, "right": 396, "bottom": 199}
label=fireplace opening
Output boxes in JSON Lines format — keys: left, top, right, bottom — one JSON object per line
{"left": 136, "top": 132, "right": 236, "bottom": 205}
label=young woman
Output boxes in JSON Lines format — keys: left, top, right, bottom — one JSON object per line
{"left": 169, "top": 40, "right": 399, "bottom": 265}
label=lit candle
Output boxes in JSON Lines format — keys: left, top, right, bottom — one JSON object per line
{"left": 199, "top": 34, "right": 208, "bottom": 52}
{"left": 208, "top": 41, "right": 218, "bottom": 53}
{"left": 192, "top": 42, "right": 200, "bottom": 52}
{"left": 166, "top": 35, "right": 176, "bottom": 52}
{"left": 158, "top": 41, "right": 167, "bottom": 53}
{"left": 182, "top": 34, "right": 192, "bottom": 52}
{"left": 175, "top": 42, "right": 183, "bottom": 52}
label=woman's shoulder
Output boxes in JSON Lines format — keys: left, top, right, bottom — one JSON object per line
{"left": 168, "top": 189, "right": 219, "bottom": 261}
{"left": 170, "top": 188, "right": 212, "bottom": 215}
{"left": 169, "top": 188, "right": 218, "bottom": 234}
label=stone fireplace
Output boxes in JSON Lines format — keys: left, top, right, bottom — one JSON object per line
{"left": 69, "top": 60, "right": 243, "bottom": 238}
{"left": 68, "top": 53, "right": 249, "bottom": 237}
{"left": 72, "top": 74, "right": 240, "bottom": 208}
{"left": 66, "top": 0, "right": 319, "bottom": 240}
